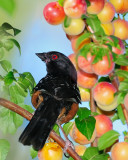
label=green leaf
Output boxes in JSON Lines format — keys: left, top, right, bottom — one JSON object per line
{"left": 63, "top": 122, "right": 73, "bottom": 136}
{"left": 111, "top": 113, "right": 119, "bottom": 122}
{"left": 18, "top": 72, "right": 35, "bottom": 94}
{"left": 9, "top": 85, "right": 25, "bottom": 104}
{"left": 0, "top": 60, "right": 12, "bottom": 72}
{"left": 8, "top": 38, "right": 21, "bottom": 55}
{"left": 2, "top": 23, "right": 21, "bottom": 36}
{"left": 13, "top": 113, "right": 23, "bottom": 128}
{"left": 4, "top": 71, "right": 15, "bottom": 85}
{"left": 117, "top": 92, "right": 127, "bottom": 105}
{"left": 0, "top": 27, "right": 12, "bottom": 37}
{"left": 0, "top": 48, "right": 5, "bottom": 60}
{"left": 64, "top": 16, "right": 71, "bottom": 28}
{"left": 30, "top": 147, "right": 38, "bottom": 159}
{"left": 83, "top": 147, "right": 109, "bottom": 160}
{"left": 3, "top": 39, "right": 14, "bottom": 51}
{"left": 98, "top": 76, "right": 111, "bottom": 83}
{"left": 0, "top": 139, "right": 10, "bottom": 160}
{"left": 58, "top": 0, "right": 64, "bottom": 6}
{"left": 114, "top": 54, "right": 128, "bottom": 66}
{"left": 119, "top": 81, "right": 128, "bottom": 91}
{"left": 53, "top": 124, "right": 60, "bottom": 136}
{"left": 15, "top": 82, "right": 28, "bottom": 97}
{"left": 110, "top": 35, "right": 119, "bottom": 47}
{"left": 98, "top": 130, "right": 120, "bottom": 150}
{"left": 0, "top": 0, "right": 15, "bottom": 14}
{"left": 79, "top": 43, "right": 93, "bottom": 57}
{"left": 0, "top": 107, "right": 20, "bottom": 134}
{"left": 76, "top": 32, "right": 91, "bottom": 49}
{"left": 115, "top": 70, "right": 128, "bottom": 80}
{"left": 68, "top": 157, "right": 74, "bottom": 160}
{"left": 21, "top": 105, "right": 34, "bottom": 113}
{"left": 85, "top": 0, "right": 90, "bottom": 7}
{"left": 75, "top": 116, "right": 96, "bottom": 140}
{"left": 117, "top": 105, "right": 126, "bottom": 125}
{"left": 77, "top": 107, "right": 91, "bottom": 121}
{"left": 91, "top": 112, "right": 99, "bottom": 116}
{"left": 86, "top": 15, "right": 101, "bottom": 32}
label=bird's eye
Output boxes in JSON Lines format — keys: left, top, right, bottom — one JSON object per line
{"left": 52, "top": 54, "right": 58, "bottom": 60}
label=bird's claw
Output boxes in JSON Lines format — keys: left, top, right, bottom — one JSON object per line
{"left": 63, "top": 140, "right": 74, "bottom": 158}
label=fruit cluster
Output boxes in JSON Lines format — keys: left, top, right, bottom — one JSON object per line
{"left": 41, "top": 0, "right": 128, "bottom": 160}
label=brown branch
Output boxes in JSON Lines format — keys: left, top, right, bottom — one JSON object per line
{"left": 90, "top": 89, "right": 97, "bottom": 147}
{"left": 90, "top": 89, "right": 96, "bottom": 113}
{"left": 0, "top": 98, "right": 82, "bottom": 160}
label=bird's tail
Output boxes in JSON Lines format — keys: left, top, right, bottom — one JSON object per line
{"left": 19, "top": 96, "right": 62, "bottom": 151}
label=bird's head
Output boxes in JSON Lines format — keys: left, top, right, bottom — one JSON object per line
{"left": 36, "top": 51, "right": 77, "bottom": 83}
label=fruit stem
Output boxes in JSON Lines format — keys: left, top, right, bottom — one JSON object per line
{"left": 118, "top": 14, "right": 120, "bottom": 20}
{"left": 90, "top": 88, "right": 98, "bottom": 147}
{"left": 0, "top": 98, "right": 82, "bottom": 160}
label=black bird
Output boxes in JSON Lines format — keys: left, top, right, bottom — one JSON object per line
{"left": 19, "top": 51, "right": 81, "bottom": 151}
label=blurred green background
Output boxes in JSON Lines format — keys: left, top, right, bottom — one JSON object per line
{"left": 0, "top": 0, "right": 72, "bottom": 159}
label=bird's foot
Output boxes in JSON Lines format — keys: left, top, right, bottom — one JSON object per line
{"left": 63, "top": 139, "right": 74, "bottom": 158}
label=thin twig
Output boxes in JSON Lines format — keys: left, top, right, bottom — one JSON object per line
{"left": 0, "top": 98, "right": 82, "bottom": 160}
{"left": 90, "top": 89, "right": 97, "bottom": 147}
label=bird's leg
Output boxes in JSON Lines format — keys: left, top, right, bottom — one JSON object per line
{"left": 56, "top": 120, "right": 74, "bottom": 157}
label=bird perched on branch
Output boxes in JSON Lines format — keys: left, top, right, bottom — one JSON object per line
{"left": 19, "top": 51, "right": 81, "bottom": 151}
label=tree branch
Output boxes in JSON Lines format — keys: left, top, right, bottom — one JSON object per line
{"left": 0, "top": 98, "right": 82, "bottom": 160}
{"left": 90, "top": 89, "right": 97, "bottom": 147}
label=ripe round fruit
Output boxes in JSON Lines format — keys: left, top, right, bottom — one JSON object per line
{"left": 64, "top": 0, "right": 87, "bottom": 18}
{"left": 77, "top": 69, "right": 98, "bottom": 89}
{"left": 92, "top": 54, "right": 115, "bottom": 76}
{"left": 63, "top": 18, "right": 85, "bottom": 36}
{"left": 110, "top": 0, "right": 128, "bottom": 14}
{"left": 38, "top": 142, "right": 63, "bottom": 160}
{"left": 93, "top": 82, "right": 117, "bottom": 106}
{"left": 101, "top": 23, "right": 115, "bottom": 35}
{"left": 111, "top": 142, "right": 128, "bottom": 160}
{"left": 95, "top": 114, "right": 113, "bottom": 137}
{"left": 97, "top": 96, "right": 118, "bottom": 111}
{"left": 75, "top": 145, "right": 86, "bottom": 156}
{"left": 113, "top": 19, "right": 128, "bottom": 40}
{"left": 98, "top": 2, "right": 115, "bottom": 23}
{"left": 68, "top": 53, "right": 78, "bottom": 70}
{"left": 79, "top": 87, "right": 90, "bottom": 102}
{"left": 43, "top": 2, "right": 65, "bottom": 25}
{"left": 87, "top": 0, "right": 105, "bottom": 14}
{"left": 78, "top": 53, "right": 94, "bottom": 73}
{"left": 70, "top": 123, "right": 96, "bottom": 145}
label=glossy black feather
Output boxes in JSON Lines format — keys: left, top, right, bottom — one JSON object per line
{"left": 19, "top": 93, "right": 63, "bottom": 151}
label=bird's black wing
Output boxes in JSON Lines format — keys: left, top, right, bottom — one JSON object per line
{"left": 19, "top": 93, "right": 63, "bottom": 151}
{"left": 34, "top": 75, "right": 81, "bottom": 103}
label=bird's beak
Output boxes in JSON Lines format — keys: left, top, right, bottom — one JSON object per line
{"left": 36, "top": 53, "right": 47, "bottom": 61}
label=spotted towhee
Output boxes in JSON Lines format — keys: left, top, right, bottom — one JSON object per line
{"left": 19, "top": 51, "right": 81, "bottom": 151}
